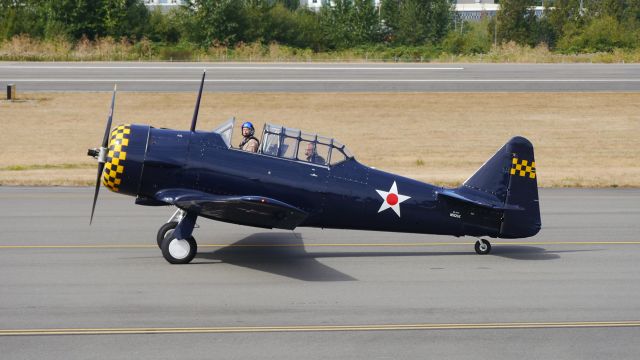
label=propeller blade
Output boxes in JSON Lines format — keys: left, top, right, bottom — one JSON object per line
{"left": 90, "top": 85, "right": 117, "bottom": 224}
{"left": 101, "top": 85, "right": 117, "bottom": 148}
{"left": 190, "top": 70, "right": 206, "bottom": 132}
{"left": 90, "top": 162, "right": 105, "bottom": 225}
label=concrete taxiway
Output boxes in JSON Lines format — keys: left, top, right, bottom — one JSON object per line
{"left": 1, "top": 187, "right": 640, "bottom": 359}
{"left": 1, "top": 62, "right": 640, "bottom": 92}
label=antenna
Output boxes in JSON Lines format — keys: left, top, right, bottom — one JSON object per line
{"left": 190, "top": 70, "right": 206, "bottom": 132}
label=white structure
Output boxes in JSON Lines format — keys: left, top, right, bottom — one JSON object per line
{"left": 456, "top": 3, "right": 544, "bottom": 21}
{"left": 144, "top": 0, "right": 185, "bottom": 7}
{"left": 457, "top": 0, "right": 495, "bottom": 4}
{"left": 456, "top": 3, "right": 500, "bottom": 20}
{"left": 142, "top": 1, "right": 543, "bottom": 22}
{"left": 300, "top": 0, "right": 381, "bottom": 11}
{"left": 300, "top": 0, "right": 324, "bottom": 11}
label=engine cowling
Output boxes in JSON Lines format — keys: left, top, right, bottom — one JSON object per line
{"left": 102, "top": 124, "right": 150, "bottom": 196}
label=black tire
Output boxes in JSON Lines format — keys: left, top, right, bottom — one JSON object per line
{"left": 475, "top": 239, "right": 491, "bottom": 255}
{"left": 161, "top": 235, "right": 197, "bottom": 264}
{"left": 157, "top": 221, "right": 178, "bottom": 248}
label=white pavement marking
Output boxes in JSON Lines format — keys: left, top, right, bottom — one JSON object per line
{"left": 0, "top": 65, "right": 465, "bottom": 70}
{"left": 8, "top": 79, "right": 640, "bottom": 83}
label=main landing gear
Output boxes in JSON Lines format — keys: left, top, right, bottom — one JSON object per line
{"left": 474, "top": 239, "right": 492, "bottom": 255}
{"left": 157, "top": 209, "right": 198, "bottom": 264}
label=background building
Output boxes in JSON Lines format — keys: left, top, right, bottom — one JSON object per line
{"left": 456, "top": 0, "right": 495, "bottom": 3}
{"left": 144, "top": 0, "right": 185, "bottom": 8}
{"left": 142, "top": 0, "right": 542, "bottom": 22}
{"left": 299, "top": 0, "right": 381, "bottom": 10}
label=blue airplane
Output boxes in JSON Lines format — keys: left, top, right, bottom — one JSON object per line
{"left": 88, "top": 73, "right": 541, "bottom": 264}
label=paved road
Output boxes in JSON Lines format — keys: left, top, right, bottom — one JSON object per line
{"left": 1, "top": 187, "right": 640, "bottom": 359}
{"left": 1, "top": 62, "right": 640, "bottom": 92}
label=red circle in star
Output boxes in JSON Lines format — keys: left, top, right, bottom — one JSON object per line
{"left": 386, "top": 193, "right": 398, "bottom": 206}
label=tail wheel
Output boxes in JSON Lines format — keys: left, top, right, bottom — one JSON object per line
{"left": 475, "top": 239, "right": 491, "bottom": 255}
{"left": 157, "top": 221, "right": 178, "bottom": 248}
{"left": 161, "top": 236, "right": 197, "bottom": 264}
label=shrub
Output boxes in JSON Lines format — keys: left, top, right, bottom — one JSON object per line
{"left": 558, "top": 16, "right": 639, "bottom": 53}
{"left": 442, "top": 20, "right": 492, "bottom": 55}
{"left": 159, "top": 43, "right": 195, "bottom": 61}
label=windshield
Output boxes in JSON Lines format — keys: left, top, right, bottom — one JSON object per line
{"left": 212, "top": 117, "right": 235, "bottom": 148}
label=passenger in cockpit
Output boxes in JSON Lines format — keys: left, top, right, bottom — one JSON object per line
{"left": 305, "top": 143, "right": 325, "bottom": 165}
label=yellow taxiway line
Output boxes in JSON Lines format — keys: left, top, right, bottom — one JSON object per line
{"left": 1, "top": 320, "right": 640, "bottom": 336}
{"left": 1, "top": 241, "right": 640, "bottom": 249}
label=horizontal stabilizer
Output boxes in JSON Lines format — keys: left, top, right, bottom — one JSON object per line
{"left": 436, "top": 189, "right": 522, "bottom": 211}
{"left": 155, "top": 188, "right": 308, "bottom": 230}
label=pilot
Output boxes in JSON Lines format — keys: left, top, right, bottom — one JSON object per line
{"left": 239, "top": 122, "right": 259, "bottom": 153}
{"left": 305, "top": 143, "right": 325, "bottom": 165}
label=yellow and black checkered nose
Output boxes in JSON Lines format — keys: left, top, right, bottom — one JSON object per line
{"left": 102, "top": 125, "right": 131, "bottom": 192}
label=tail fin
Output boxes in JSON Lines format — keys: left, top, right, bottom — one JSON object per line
{"left": 459, "top": 136, "right": 541, "bottom": 238}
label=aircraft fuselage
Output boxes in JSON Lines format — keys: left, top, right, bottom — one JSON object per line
{"left": 123, "top": 125, "right": 493, "bottom": 238}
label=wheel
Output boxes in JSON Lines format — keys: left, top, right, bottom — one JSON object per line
{"left": 474, "top": 239, "right": 491, "bottom": 255}
{"left": 161, "top": 235, "right": 197, "bottom": 264}
{"left": 157, "top": 221, "right": 178, "bottom": 248}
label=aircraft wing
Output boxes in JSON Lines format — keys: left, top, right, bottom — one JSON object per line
{"left": 155, "top": 189, "right": 308, "bottom": 230}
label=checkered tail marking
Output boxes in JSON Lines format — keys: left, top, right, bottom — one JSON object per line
{"left": 510, "top": 157, "right": 536, "bottom": 179}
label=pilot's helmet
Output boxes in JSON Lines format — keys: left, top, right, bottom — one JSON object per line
{"left": 242, "top": 121, "right": 255, "bottom": 137}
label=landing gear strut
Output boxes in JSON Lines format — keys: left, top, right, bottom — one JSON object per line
{"left": 474, "top": 239, "right": 492, "bottom": 255}
{"left": 156, "top": 209, "right": 185, "bottom": 248}
{"left": 158, "top": 209, "right": 198, "bottom": 264}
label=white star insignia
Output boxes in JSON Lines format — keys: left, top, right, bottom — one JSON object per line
{"left": 376, "top": 181, "right": 411, "bottom": 217}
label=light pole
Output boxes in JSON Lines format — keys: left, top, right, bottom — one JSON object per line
{"left": 494, "top": 11, "right": 498, "bottom": 46}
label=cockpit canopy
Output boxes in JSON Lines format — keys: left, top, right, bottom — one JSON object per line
{"left": 213, "top": 118, "right": 354, "bottom": 166}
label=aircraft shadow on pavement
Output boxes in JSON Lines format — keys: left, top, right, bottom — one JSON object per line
{"left": 197, "top": 233, "right": 581, "bottom": 281}
{"left": 197, "top": 233, "right": 357, "bottom": 282}
{"left": 491, "top": 246, "right": 564, "bottom": 260}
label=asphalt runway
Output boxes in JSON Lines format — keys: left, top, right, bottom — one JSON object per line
{"left": 1, "top": 187, "right": 640, "bottom": 359}
{"left": 1, "top": 62, "right": 640, "bottom": 92}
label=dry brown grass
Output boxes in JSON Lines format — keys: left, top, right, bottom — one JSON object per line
{"left": 439, "top": 42, "right": 640, "bottom": 64}
{"left": 3, "top": 36, "right": 640, "bottom": 63}
{"left": 0, "top": 35, "right": 145, "bottom": 61}
{"left": 1, "top": 92, "right": 639, "bottom": 187}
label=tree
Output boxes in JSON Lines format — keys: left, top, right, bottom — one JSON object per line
{"left": 276, "top": 0, "right": 300, "bottom": 11}
{"left": 380, "top": 0, "right": 453, "bottom": 45}
{"left": 496, "top": 0, "right": 538, "bottom": 46}
{"left": 147, "top": 7, "right": 182, "bottom": 43}
{"left": 380, "top": 0, "right": 399, "bottom": 44}
{"left": 242, "top": 0, "right": 274, "bottom": 43}
{"left": 290, "top": 8, "right": 324, "bottom": 50}
{"left": 0, "top": 0, "right": 49, "bottom": 39}
{"left": 102, "top": 0, "right": 150, "bottom": 40}
{"left": 49, "top": 0, "right": 108, "bottom": 39}
{"left": 184, "top": 0, "right": 246, "bottom": 46}
{"left": 539, "top": 0, "right": 583, "bottom": 48}
{"left": 351, "top": 0, "right": 381, "bottom": 44}
{"left": 586, "top": 0, "right": 640, "bottom": 23}
{"left": 319, "top": 0, "right": 356, "bottom": 49}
